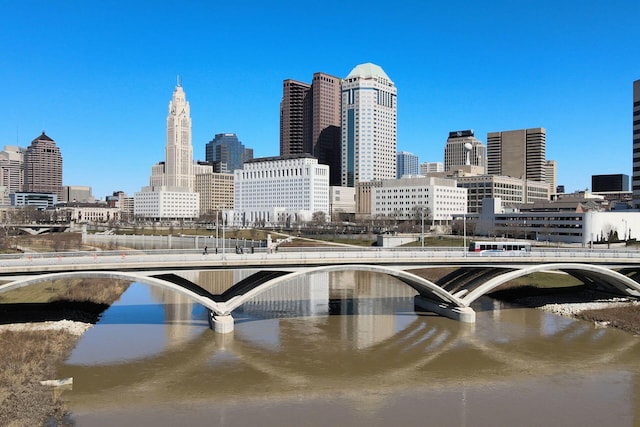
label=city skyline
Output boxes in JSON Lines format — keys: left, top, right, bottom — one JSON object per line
{"left": 2, "top": 1, "right": 639, "bottom": 198}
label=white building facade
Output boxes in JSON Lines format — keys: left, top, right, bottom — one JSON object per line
{"left": 341, "top": 63, "right": 397, "bottom": 187}
{"left": 475, "top": 198, "right": 640, "bottom": 245}
{"left": 420, "top": 162, "right": 444, "bottom": 174}
{"left": 371, "top": 176, "right": 467, "bottom": 222}
{"left": 234, "top": 155, "right": 329, "bottom": 226}
{"left": 133, "top": 191, "right": 199, "bottom": 220}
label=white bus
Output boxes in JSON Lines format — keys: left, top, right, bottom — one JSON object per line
{"left": 468, "top": 241, "right": 531, "bottom": 253}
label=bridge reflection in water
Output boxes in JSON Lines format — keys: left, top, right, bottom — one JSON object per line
{"left": 58, "top": 270, "right": 640, "bottom": 426}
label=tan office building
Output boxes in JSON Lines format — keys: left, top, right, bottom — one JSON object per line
{"left": 194, "top": 172, "right": 234, "bottom": 216}
{"left": 487, "top": 127, "right": 546, "bottom": 182}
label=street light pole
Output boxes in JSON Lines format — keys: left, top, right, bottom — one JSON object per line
{"left": 222, "top": 211, "right": 225, "bottom": 258}
{"left": 421, "top": 207, "right": 425, "bottom": 249}
{"left": 463, "top": 213, "right": 467, "bottom": 257}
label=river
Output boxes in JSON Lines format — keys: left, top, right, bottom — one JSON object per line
{"left": 59, "top": 270, "right": 640, "bottom": 426}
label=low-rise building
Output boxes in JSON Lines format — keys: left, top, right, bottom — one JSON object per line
{"left": 371, "top": 176, "right": 467, "bottom": 223}
{"left": 133, "top": 189, "right": 199, "bottom": 221}
{"left": 55, "top": 202, "right": 120, "bottom": 223}
{"left": 329, "top": 186, "right": 356, "bottom": 221}
{"left": 11, "top": 192, "right": 57, "bottom": 210}
{"left": 474, "top": 198, "right": 640, "bottom": 245}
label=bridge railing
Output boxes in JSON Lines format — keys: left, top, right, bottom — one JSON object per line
{"left": 0, "top": 247, "right": 640, "bottom": 263}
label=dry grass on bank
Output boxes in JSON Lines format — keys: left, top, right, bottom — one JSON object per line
{"left": 578, "top": 305, "right": 640, "bottom": 335}
{"left": 0, "top": 278, "right": 130, "bottom": 425}
{"left": 0, "top": 329, "right": 77, "bottom": 426}
{"left": 0, "top": 279, "right": 129, "bottom": 305}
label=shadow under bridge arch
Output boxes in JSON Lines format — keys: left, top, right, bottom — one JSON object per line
{"left": 215, "top": 264, "right": 474, "bottom": 332}
{"left": 460, "top": 263, "right": 640, "bottom": 306}
{"left": 0, "top": 271, "right": 227, "bottom": 317}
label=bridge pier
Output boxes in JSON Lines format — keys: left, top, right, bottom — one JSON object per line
{"left": 208, "top": 312, "right": 235, "bottom": 334}
{"left": 414, "top": 296, "right": 476, "bottom": 323}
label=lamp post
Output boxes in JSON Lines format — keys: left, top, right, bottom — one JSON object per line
{"left": 222, "top": 210, "right": 226, "bottom": 258}
{"left": 463, "top": 213, "right": 467, "bottom": 257}
{"left": 421, "top": 207, "right": 425, "bottom": 250}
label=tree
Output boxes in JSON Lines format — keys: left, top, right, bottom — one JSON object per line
{"left": 310, "top": 211, "right": 327, "bottom": 227}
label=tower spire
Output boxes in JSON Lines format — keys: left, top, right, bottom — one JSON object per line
{"left": 177, "top": 75, "right": 181, "bottom": 87}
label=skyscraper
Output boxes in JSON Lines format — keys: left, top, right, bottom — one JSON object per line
{"left": 396, "top": 151, "right": 419, "bottom": 178}
{"left": 164, "top": 77, "right": 193, "bottom": 191}
{"left": 280, "top": 79, "right": 311, "bottom": 156}
{"left": 444, "top": 130, "right": 487, "bottom": 172}
{"left": 311, "top": 72, "right": 341, "bottom": 186}
{"left": 136, "top": 78, "right": 200, "bottom": 220}
{"left": 0, "top": 145, "right": 26, "bottom": 205}
{"left": 341, "top": 63, "right": 397, "bottom": 187}
{"left": 206, "top": 133, "right": 253, "bottom": 173}
{"left": 487, "top": 127, "right": 546, "bottom": 182}
{"left": 279, "top": 72, "right": 342, "bottom": 185}
{"left": 633, "top": 80, "right": 640, "bottom": 208}
{"left": 23, "top": 132, "right": 63, "bottom": 199}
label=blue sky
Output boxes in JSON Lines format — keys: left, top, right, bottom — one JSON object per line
{"left": 2, "top": 0, "right": 639, "bottom": 199}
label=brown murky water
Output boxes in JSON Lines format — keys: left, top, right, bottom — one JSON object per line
{"left": 60, "top": 270, "right": 640, "bottom": 426}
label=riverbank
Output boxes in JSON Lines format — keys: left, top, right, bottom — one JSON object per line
{"left": 502, "top": 289, "right": 640, "bottom": 335}
{"left": 0, "top": 280, "right": 129, "bottom": 426}
{"left": 0, "top": 325, "right": 85, "bottom": 426}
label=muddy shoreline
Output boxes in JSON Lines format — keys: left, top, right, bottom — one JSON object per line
{"left": 0, "top": 304, "right": 106, "bottom": 426}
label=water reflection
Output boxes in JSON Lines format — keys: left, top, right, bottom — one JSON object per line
{"left": 61, "top": 270, "right": 640, "bottom": 426}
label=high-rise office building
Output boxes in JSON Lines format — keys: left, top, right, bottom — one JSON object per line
{"left": 280, "top": 72, "right": 341, "bottom": 185}
{"left": 311, "top": 72, "right": 341, "bottom": 186}
{"left": 206, "top": 133, "right": 253, "bottom": 173}
{"left": 23, "top": 132, "right": 63, "bottom": 199}
{"left": 341, "top": 63, "right": 397, "bottom": 187}
{"left": 444, "top": 130, "right": 487, "bottom": 172}
{"left": 546, "top": 160, "right": 557, "bottom": 196}
{"left": 280, "top": 79, "right": 311, "bottom": 156}
{"left": 0, "top": 145, "right": 26, "bottom": 205}
{"left": 396, "top": 151, "right": 419, "bottom": 178}
{"left": 487, "top": 127, "right": 546, "bottom": 182}
{"left": 633, "top": 80, "right": 640, "bottom": 208}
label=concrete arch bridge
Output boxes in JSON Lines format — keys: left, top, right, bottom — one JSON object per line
{"left": 2, "top": 261, "right": 640, "bottom": 333}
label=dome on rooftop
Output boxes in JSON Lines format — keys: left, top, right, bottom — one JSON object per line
{"left": 346, "top": 63, "right": 391, "bottom": 81}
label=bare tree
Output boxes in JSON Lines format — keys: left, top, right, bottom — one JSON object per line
{"left": 310, "top": 211, "right": 327, "bottom": 227}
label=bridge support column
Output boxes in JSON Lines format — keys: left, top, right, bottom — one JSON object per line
{"left": 208, "top": 312, "right": 234, "bottom": 334}
{"left": 414, "top": 296, "right": 476, "bottom": 323}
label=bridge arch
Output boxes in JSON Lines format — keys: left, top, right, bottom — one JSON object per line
{"left": 461, "top": 263, "right": 640, "bottom": 306}
{"left": 0, "top": 271, "right": 226, "bottom": 315}
{"left": 224, "top": 264, "right": 466, "bottom": 312}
